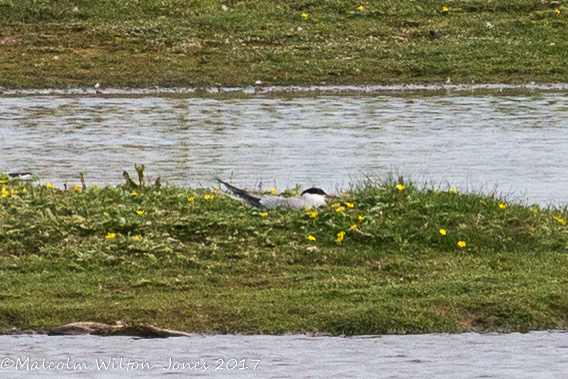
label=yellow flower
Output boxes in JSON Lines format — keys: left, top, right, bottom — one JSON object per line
{"left": 351, "top": 224, "right": 357, "bottom": 229}
{"left": 136, "top": 210, "right": 144, "bottom": 216}
{"left": 442, "top": 6, "right": 449, "bottom": 12}
{"left": 103, "top": 212, "right": 109, "bottom": 216}
{"left": 337, "top": 231, "right": 345, "bottom": 242}
{"left": 357, "top": 5, "right": 364, "bottom": 11}
{"left": 457, "top": 241, "right": 466, "bottom": 248}
{"left": 439, "top": 229, "right": 447, "bottom": 236}
{"left": 309, "top": 211, "right": 318, "bottom": 218}
{"left": 499, "top": 203, "right": 507, "bottom": 209}
{"left": 358, "top": 215, "right": 364, "bottom": 221}
{"left": 131, "top": 191, "right": 139, "bottom": 196}
{"left": 450, "top": 188, "right": 457, "bottom": 194}
{"left": 204, "top": 194, "right": 214, "bottom": 200}
{"left": 22, "top": 188, "right": 27, "bottom": 193}
{"left": 188, "top": 197, "right": 194, "bottom": 202}
{"left": 555, "top": 8, "right": 560, "bottom": 14}
{"left": 260, "top": 212, "right": 268, "bottom": 217}
{"left": 554, "top": 216, "right": 566, "bottom": 225}
{"left": 302, "top": 12, "right": 308, "bottom": 19}
{"left": 307, "top": 235, "right": 316, "bottom": 241}
{"left": 345, "top": 202, "right": 354, "bottom": 208}
{"left": 11, "top": 190, "right": 19, "bottom": 195}
{"left": 46, "top": 183, "right": 53, "bottom": 189}
{"left": 396, "top": 184, "right": 405, "bottom": 191}
{"left": 72, "top": 184, "right": 81, "bottom": 192}
{"left": 335, "top": 206, "right": 345, "bottom": 212}
{"left": 0, "top": 180, "right": 6, "bottom": 184}
{"left": 1, "top": 187, "right": 8, "bottom": 197}
{"left": 331, "top": 203, "right": 340, "bottom": 208}
{"left": 270, "top": 188, "right": 277, "bottom": 194}
{"left": 133, "top": 236, "right": 141, "bottom": 241}
{"left": 106, "top": 232, "right": 116, "bottom": 239}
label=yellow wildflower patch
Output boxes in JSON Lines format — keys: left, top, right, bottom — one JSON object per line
{"left": 554, "top": 216, "right": 566, "bottom": 225}
{"left": 260, "top": 212, "right": 268, "bottom": 217}
{"left": 337, "top": 231, "right": 345, "bottom": 242}
{"left": 309, "top": 211, "right": 318, "bottom": 218}
{"left": 396, "top": 184, "right": 405, "bottom": 191}
{"left": 204, "top": 194, "right": 214, "bottom": 200}
{"left": 457, "top": 241, "right": 466, "bottom": 248}
{"left": 450, "top": 188, "right": 457, "bottom": 194}
{"left": 331, "top": 203, "right": 340, "bottom": 208}
{"left": 133, "top": 236, "right": 142, "bottom": 241}
{"left": 357, "top": 5, "right": 364, "bottom": 11}
{"left": 270, "top": 188, "right": 277, "bottom": 194}
{"left": 302, "top": 12, "right": 308, "bottom": 19}
{"left": 351, "top": 224, "right": 357, "bottom": 230}
{"left": 72, "top": 184, "right": 81, "bottom": 192}
{"left": 137, "top": 210, "right": 144, "bottom": 216}
{"left": 46, "top": 183, "right": 53, "bottom": 189}
{"left": 335, "top": 206, "right": 345, "bottom": 212}
{"left": 442, "top": 6, "right": 449, "bottom": 12}
{"left": 1, "top": 187, "right": 8, "bottom": 197}
{"left": 439, "top": 229, "right": 447, "bottom": 236}
{"left": 358, "top": 215, "right": 364, "bottom": 221}
{"left": 131, "top": 191, "right": 139, "bottom": 196}
{"left": 188, "top": 197, "right": 194, "bottom": 202}
{"left": 345, "top": 202, "right": 354, "bottom": 208}
{"left": 106, "top": 232, "right": 116, "bottom": 239}
{"left": 499, "top": 203, "right": 507, "bottom": 209}
{"left": 307, "top": 235, "right": 316, "bottom": 241}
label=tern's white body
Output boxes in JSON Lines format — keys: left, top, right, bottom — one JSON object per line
{"left": 258, "top": 192, "right": 327, "bottom": 209}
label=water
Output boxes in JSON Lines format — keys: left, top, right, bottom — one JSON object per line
{"left": 0, "top": 331, "right": 567, "bottom": 378}
{"left": 1, "top": 92, "right": 568, "bottom": 205}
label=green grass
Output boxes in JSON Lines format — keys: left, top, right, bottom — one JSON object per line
{"left": 2, "top": 171, "right": 568, "bottom": 335}
{"left": 1, "top": 0, "right": 568, "bottom": 88}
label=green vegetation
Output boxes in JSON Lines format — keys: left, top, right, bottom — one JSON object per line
{"left": 2, "top": 170, "right": 568, "bottom": 335}
{"left": 1, "top": 0, "right": 568, "bottom": 88}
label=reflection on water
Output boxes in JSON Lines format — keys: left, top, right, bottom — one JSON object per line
{"left": 0, "top": 331, "right": 567, "bottom": 378}
{"left": 1, "top": 93, "right": 568, "bottom": 205}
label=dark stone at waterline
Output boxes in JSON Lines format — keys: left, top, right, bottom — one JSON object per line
{"left": 47, "top": 322, "right": 190, "bottom": 338}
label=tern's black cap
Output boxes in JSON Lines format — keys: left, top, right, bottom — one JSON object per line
{"left": 301, "top": 187, "right": 327, "bottom": 196}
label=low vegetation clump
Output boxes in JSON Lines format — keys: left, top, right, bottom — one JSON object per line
{"left": 2, "top": 169, "right": 568, "bottom": 335}
{"left": 1, "top": 0, "right": 568, "bottom": 88}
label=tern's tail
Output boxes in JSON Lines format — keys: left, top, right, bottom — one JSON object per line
{"left": 214, "top": 177, "right": 264, "bottom": 208}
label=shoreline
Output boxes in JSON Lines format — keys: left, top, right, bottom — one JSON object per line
{"left": 2, "top": 83, "right": 568, "bottom": 98}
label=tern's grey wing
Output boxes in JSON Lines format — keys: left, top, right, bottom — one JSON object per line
{"left": 215, "top": 177, "right": 264, "bottom": 208}
{"left": 259, "top": 197, "right": 292, "bottom": 209}
{"left": 284, "top": 197, "right": 308, "bottom": 209}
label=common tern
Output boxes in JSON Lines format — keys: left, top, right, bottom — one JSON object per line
{"left": 8, "top": 172, "right": 34, "bottom": 181}
{"left": 215, "top": 177, "right": 333, "bottom": 209}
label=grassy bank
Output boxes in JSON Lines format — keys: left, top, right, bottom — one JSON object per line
{"left": 1, "top": 171, "right": 568, "bottom": 335}
{"left": 1, "top": 0, "right": 568, "bottom": 88}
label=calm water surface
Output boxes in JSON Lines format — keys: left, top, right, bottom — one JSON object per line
{"left": 0, "top": 332, "right": 567, "bottom": 378}
{"left": 1, "top": 93, "right": 568, "bottom": 205}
